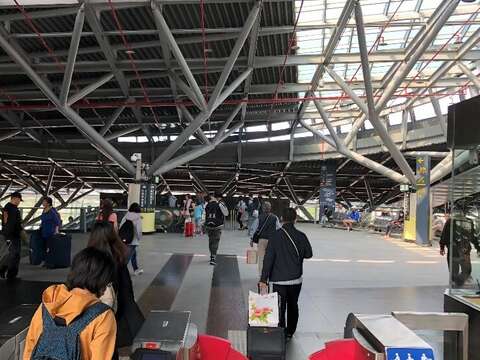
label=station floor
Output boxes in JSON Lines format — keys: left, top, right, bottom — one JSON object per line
{"left": 1, "top": 224, "right": 452, "bottom": 359}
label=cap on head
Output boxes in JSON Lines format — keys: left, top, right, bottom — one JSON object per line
{"left": 10, "top": 191, "right": 23, "bottom": 201}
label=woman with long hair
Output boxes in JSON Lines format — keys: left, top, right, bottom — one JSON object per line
{"left": 88, "top": 221, "right": 144, "bottom": 356}
{"left": 97, "top": 198, "right": 118, "bottom": 231}
{"left": 119, "top": 202, "right": 144, "bottom": 275}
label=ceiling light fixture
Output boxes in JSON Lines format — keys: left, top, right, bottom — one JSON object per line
{"left": 125, "top": 49, "right": 136, "bottom": 55}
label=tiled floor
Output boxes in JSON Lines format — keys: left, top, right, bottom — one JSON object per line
{"left": 2, "top": 224, "right": 450, "bottom": 359}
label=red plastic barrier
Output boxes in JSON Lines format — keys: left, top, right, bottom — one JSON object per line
{"left": 309, "top": 339, "right": 371, "bottom": 360}
{"left": 192, "top": 334, "right": 248, "bottom": 360}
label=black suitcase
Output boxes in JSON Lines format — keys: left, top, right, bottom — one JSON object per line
{"left": 45, "top": 233, "right": 71, "bottom": 269}
{"left": 29, "top": 230, "right": 45, "bottom": 265}
{"left": 247, "top": 326, "right": 286, "bottom": 360}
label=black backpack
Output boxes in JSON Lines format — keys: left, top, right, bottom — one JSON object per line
{"left": 205, "top": 202, "right": 224, "bottom": 228}
{"left": 119, "top": 219, "right": 135, "bottom": 244}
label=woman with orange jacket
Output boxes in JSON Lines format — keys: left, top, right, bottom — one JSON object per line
{"left": 23, "top": 247, "right": 117, "bottom": 360}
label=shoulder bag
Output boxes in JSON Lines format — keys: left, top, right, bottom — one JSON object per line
{"left": 252, "top": 214, "right": 272, "bottom": 243}
{"left": 280, "top": 228, "right": 300, "bottom": 260}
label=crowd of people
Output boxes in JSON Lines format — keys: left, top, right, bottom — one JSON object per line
{"left": 0, "top": 194, "right": 146, "bottom": 359}
{"left": 2, "top": 189, "right": 464, "bottom": 356}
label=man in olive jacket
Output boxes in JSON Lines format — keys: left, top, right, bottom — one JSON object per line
{"left": 259, "top": 207, "right": 313, "bottom": 339}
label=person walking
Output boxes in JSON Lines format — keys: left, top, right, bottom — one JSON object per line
{"left": 97, "top": 198, "right": 118, "bottom": 231}
{"left": 40, "top": 196, "right": 61, "bottom": 241}
{"left": 119, "top": 202, "right": 144, "bottom": 276}
{"left": 168, "top": 192, "right": 177, "bottom": 208}
{"left": 236, "top": 197, "right": 247, "bottom": 230}
{"left": 193, "top": 199, "right": 205, "bottom": 235}
{"left": 440, "top": 213, "right": 480, "bottom": 287}
{"left": 251, "top": 201, "right": 281, "bottom": 276}
{"left": 205, "top": 192, "right": 229, "bottom": 266}
{"left": 247, "top": 196, "right": 261, "bottom": 238}
{"left": 259, "top": 207, "right": 313, "bottom": 340}
{"left": 1, "top": 191, "right": 23, "bottom": 280}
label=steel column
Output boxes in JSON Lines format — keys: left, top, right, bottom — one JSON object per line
{"left": 354, "top": 1, "right": 416, "bottom": 185}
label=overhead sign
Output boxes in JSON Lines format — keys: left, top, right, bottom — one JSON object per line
{"left": 319, "top": 161, "right": 336, "bottom": 211}
{"left": 140, "top": 183, "right": 156, "bottom": 212}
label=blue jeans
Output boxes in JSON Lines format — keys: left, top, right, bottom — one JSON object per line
{"left": 127, "top": 245, "right": 139, "bottom": 271}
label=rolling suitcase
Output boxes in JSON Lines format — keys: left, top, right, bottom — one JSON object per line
{"left": 247, "top": 285, "right": 285, "bottom": 360}
{"left": 29, "top": 230, "right": 45, "bottom": 265}
{"left": 45, "top": 233, "right": 71, "bottom": 269}
{"left": 247, "top": 326, "right": 286, "bottom": 360}
{"left": 184, "top": 221, "right": 194, "bottom": 237}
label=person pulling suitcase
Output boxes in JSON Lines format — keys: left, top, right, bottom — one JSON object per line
{"left": 259, "top": 208, "right": 313, "bottom": 340}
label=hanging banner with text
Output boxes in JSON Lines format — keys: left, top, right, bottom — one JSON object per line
{"left": 415, "top": 155, "right": 431, "bottom": 245}
{"left": 319, "top": 161, "right": 336, "bottom": 213}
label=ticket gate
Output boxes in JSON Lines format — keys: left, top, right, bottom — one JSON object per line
{"left": 345, "top": 314, "right": 436, "bottom": 360}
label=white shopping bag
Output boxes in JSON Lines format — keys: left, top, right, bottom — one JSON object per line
{"left": 246, "top": 248, "right": 258, "bottom": 264}
{"left": 248, "top": 291, "right": 279, "bottom": 327}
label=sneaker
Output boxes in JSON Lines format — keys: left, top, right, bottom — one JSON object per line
{"left": 210, "top": 257, "right": 216, "bottom": 266}
{"left": 134, "top": 269, "right": 144, "bottom": 276}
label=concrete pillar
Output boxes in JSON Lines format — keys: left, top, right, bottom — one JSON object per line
{"left": 415, "top": 155, "right": 431, "bottom": 245}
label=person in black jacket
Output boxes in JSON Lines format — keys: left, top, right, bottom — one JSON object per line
{"left": 1, "top": 191, "right": 23, "bottom": 280}
{"left": 205, "top": 192, "right": 229, "bottom": 266}
{"left": 251, "top": 201, "right": 280, "bottom": 276}
{"left": 439, "top": 214, "right": 480, "bottom": 287}
{"left": 259, "top": 208, "right": 313, "bottom": 339}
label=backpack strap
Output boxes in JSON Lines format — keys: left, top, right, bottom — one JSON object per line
{"left": 41, "top": 304, "right": 57, "bottom": 328}
{"left": 68, "top": 302, "right": 110, "bottom": 335}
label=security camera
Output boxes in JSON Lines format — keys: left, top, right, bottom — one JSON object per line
{"left": 130, "top": 153, "right": 142, "bottom": 162}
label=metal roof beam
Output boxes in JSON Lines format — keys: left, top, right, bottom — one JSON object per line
{"left": 0, "top": 51, "right": 479, "bottom": 74}
{"left": 151, "top": 1, "right": 206, "bottom": 111}
{"left": 354, "top": 0, "right": 416, "bottom": 185}
{"left": 344, "top": 0, "right": 460, "bottom": 146}
{"left": 60, "top": 4, "right": 85, "bottom": 106}
{"left": 0, "top": 26, "right": 136, "bottom": 175}
{"left": 84, "top": 5, "right": 130, "bottom": 96}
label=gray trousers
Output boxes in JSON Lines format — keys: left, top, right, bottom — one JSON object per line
{"left": 207, "top": 228, "right": 222, "bottom": 257}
